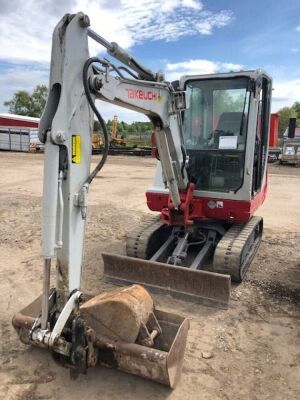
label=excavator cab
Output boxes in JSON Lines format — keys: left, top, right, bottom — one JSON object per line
{"left": 182, "top": 72, "right": 271, "bottom": 199}
{"left": 184, "top": 77, "right": 250, "bottom": 192}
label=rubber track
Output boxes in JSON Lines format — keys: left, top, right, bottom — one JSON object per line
{"left": 213, "top": 216, "right": 263, "bottom": 282}
{"left": 126, "top": 216, "right": 163, "bottom": 259}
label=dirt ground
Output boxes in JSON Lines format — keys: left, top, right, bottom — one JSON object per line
{"left": 0, "top": 152, "right": 299, "bottom": 400}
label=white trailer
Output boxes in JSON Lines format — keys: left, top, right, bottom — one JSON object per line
{"left": 0, "top": 127, "right": 30, "bottom": 151}
{"left": 0, "top": 114, "right": 43, "bottom": 152}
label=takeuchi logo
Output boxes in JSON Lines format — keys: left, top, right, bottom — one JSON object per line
{"left": 125, "top": 88, "right": 161, "bottom": 101}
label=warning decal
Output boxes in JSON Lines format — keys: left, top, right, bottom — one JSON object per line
{"left": 72, "top": 135, "right": 81, "bottom": 164}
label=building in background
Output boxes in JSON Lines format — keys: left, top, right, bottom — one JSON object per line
{"left": 0, "top": 113, "right": 43, "bottom": 152}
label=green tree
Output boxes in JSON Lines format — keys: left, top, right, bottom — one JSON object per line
{"left": 277, "top": 103, "right": 300, "bottom": 136}
{"left": 278, "top": 107, "right": 295, "bottom": 135}
{"left": 292, "top": 101, "right": 300, "bottom": 120}
{"left": 93, "top": 120, "right": 102, "bottom": 132}
{"left": 4, "top": 85, "right": 48, "bottom": 117}
{"left": 94, "top": 117, "right": 152, "bottom": 139}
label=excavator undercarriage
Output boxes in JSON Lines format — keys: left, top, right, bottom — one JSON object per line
{"left": 103, "top": 215, "right": 263, "bottom": 308}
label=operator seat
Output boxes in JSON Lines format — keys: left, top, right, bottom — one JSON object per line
{"left": 188, "top": 112, "right": 247, "bottom": 191}
{"left": 214, "top": 112, "right": 246, "bottom": 147}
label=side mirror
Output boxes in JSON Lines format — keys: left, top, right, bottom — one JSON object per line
{"left": 173, "top": 91, "right": 189, "bottom": 111}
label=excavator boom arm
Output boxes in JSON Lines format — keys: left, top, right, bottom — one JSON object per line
{"left": 38, "top": 12, "right": 189, "bottom": 307}
{"left": 13, "top": 12, "right": 190, "bottom": 388}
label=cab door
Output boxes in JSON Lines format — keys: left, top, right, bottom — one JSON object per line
{"left": 252, "top": 76, "right": 272, "bottom": 194}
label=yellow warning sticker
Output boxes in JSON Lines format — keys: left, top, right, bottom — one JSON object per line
{"left": 72, "top": 135, "right": 81, "bottom": 164}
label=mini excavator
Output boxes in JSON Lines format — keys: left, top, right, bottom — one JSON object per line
{"left": 13, "top": 12, "right": 272, "bottom": 387}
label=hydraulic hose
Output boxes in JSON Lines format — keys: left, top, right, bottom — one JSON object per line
{"left": 83, "top": 57, "right": 109, "bottom": 184}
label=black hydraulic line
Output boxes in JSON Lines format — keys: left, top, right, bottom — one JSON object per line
{"left": 83, "top": 57, "right": 109, "bottom": 184}
{"left": 92, "top": 64, "right": 106, "bottom": 74}
{"left": 109, "top": 63, "right": 126, "bottom": 79}
{"left": 87, "top": 28, "right": 156, "bottom": 81}
{"left": 118, "top": 66, "right": 139, "bottom": 79}
{"left": 93, "top": 60, "right": 126, "bottom": 79}
{"left": 130, "top": 58, "right": 155, "bottom": 81}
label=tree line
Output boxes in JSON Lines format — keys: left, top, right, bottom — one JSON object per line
{"left": 95, "top": 119, "right": 153, "bottom": 136}
{"left": 277, "top": 102, "right": 300, "bottom": 135}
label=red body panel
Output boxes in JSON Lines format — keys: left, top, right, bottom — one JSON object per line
{"left": 146, "top": 179, "right": 267, "bottom": 224}
{"left": 269, "top": 113, "right": 279, "bottom": 148}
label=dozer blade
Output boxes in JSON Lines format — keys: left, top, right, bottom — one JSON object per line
{"left": 103, "top": 253, "right": 231, "bottom": 309}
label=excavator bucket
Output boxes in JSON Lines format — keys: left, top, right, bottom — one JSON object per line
{"left": 103, "top": 253, "right": 231, "bottom": 309}
{"left": 94, "top": 308, "right": 189, "bottom": 388}
{"left": 13, "top": 286, "right": 189, "bottom": 388}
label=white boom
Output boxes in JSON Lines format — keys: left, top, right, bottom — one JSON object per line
{"left": 38, "top": 12, "right": 190, "bottom": 315}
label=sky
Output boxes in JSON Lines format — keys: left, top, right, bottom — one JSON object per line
{"left": 1, "top": 0, "right": 300, "bottom": 122}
